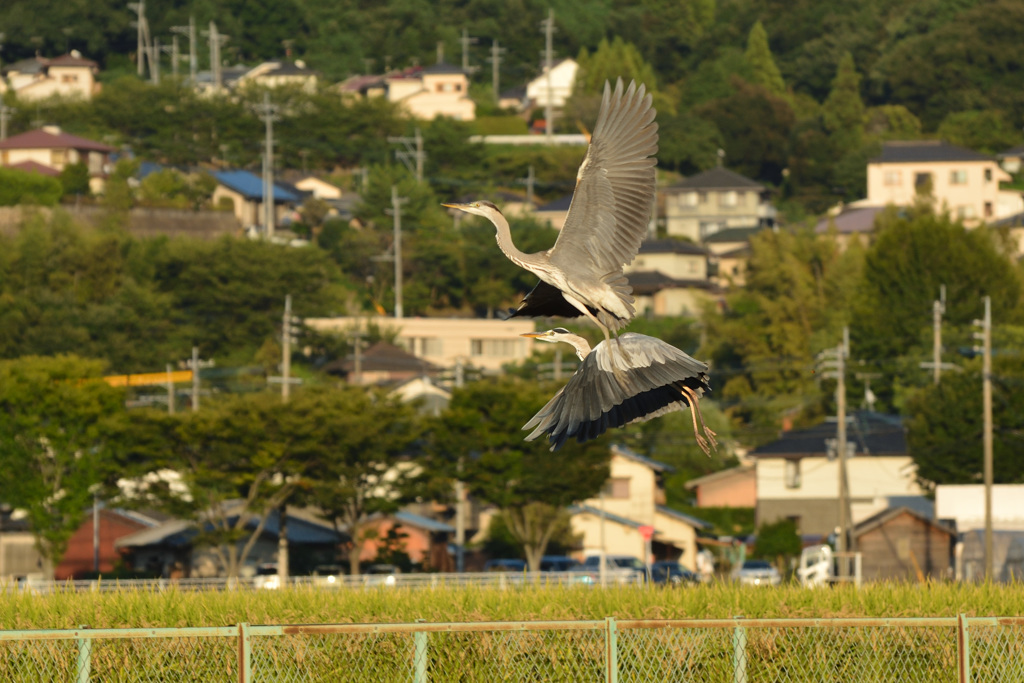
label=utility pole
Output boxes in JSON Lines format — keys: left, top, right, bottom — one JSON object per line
{"left": 348, "top": 329, "right": 365, "bottom": 385}
{"left": 819, "top": 328, "right": 853, "bottom": 576}
{"left": 164, "top": 36, "right": 179, "bottom": 79}
{"left": 388, "top": 129, "right": 425, "bottom": 182}
{"left": 974, "top": 296, "right": 993, "bottom": 580}
{"left": 202, "top": 22, "right": 229, "bottom": 92}
{"left": 191, "top": 345, "right": 200, "bottom": 412}
{"left": 521, "top": 164, "right": 535, "bottom": 208}
{"left": 920, "top": 285, "right": 950, "bottom": 383}
{"left": 459, "top": 28, "right": 478, "bottom": 73}
{"left": 282, "top": 294, "right": 293, "bottom": 402}
{"left": 390, "top": 186, "right": 408, "bottom": 319}
{"left": 149, "top": 38, "right": 160, "bottom": 84}
{"left": 254, "top": 93, "right": 281, "bottom": 237}
{"left": 540, "top": 9, "right": 556, "bottom": 138}
{"left": 171, "top": 16, "right": 197, "bottom": 84}
{"left": 166, "top": 363, "right": 175, "bottom": 414}
{"left": 129, "top": 1, "right": 147, "bottom": 77}
{"left": 489, "top": 39, "right": 505, "bottom": 101}
{"left": 0, "top": 105, "right": 15, "bottom": 141}
{"left": 454, "top": 361, "right": 465, "bottom": 573}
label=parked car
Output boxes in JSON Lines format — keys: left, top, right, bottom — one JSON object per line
{"left": 571, "top": 554, "right": 648, "bottom": 584}
{"left": 650, "top": 561, "right": 700, "bottom": 586}
{"left": 252, "top": 563, "right": 280, "bottom": 590}
{"left": 731, "top": 559, "right": 782, "bottom": 586}
{"left": 540, "top": 555, "right": 580, "bottom": 572}
{"left": 484, "top": 558, "right": 527, "bottom": 572}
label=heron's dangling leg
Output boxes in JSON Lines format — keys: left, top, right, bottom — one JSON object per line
{"left": 680, "top": 385, "right": 718, "bottom": 455}
{"left": 563, "top": 292, "right": 613, "bottom": 341}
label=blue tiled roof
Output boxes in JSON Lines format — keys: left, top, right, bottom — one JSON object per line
{"left": 395, "top": 511, "right": 455, "bottom": 533}
{"left": 213, "top": 169, "right": 300, "bottom": 202}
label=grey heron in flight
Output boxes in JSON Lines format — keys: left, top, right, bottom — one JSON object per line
{"left": 521, "top": 328, "right": 718, "bottom": 454}
{"left": 443, "top": 79, "right": 658, "bottom": 340}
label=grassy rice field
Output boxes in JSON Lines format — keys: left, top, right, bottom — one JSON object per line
{"left": 1, "top": 581, "right": 1021, "bottom": 630}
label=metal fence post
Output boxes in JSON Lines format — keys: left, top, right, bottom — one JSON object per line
{"left": 238, "top": 622, "right": 252, "bottom": 683}
{"left": 732, "top": 618, "right": 747, "bottom": 683}
{"left": 605, "top": 616, "right": 618, "bottom": 683}
{"left": 75, "top": 625, "right": 91, "bottom": 683}
{"left": 957, "top": 614, "right": 971, "bottom": 683}
{"left": 413, "top": 619, "right": 428, "bottom": 683}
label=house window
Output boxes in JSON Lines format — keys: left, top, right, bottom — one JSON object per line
{"left": 51, "top": 149, "right": 66, "bottom": 166}
{"left": 984, "top": 168, "right": 993, "bottom": 182}
{"left": 883, "top": 170, "right": 901, "bottom": 186}
{"left": 720, "top": 191, "right": 737, "bottom": 208}
{"left": 470, "top": 338, "right": 521, "bottom": 357}
{"left": 697, "top": 191, "right": 708, "bottom": 204}
{"left": 683, "top": 192, "right": 698, "bottom": 207}
{"left": 605, "top": 477, "right": 630, "bottom": 499}
{"left": 914, "top": 172, "right": 933, "bottom": 194}
{"left": 950, "top": 169, "right": 967, "bottom": 185}
{"left": 412, "top": 337, "right": 442, "bottom": 356}
{"left": 984, "top": 202, "right": 993, "bottom": 218}
{"left": 784, "top": 460, "right": 801, "bottom": 489}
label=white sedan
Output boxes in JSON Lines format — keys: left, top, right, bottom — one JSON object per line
{"left": 731, "top": 560, "right": 782, "bottom": 586}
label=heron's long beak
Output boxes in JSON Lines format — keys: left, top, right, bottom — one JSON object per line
{"left": 520, "top": 332, "right": 546, "bottom": 338}
{"left": 441, "top": 202, "right": 466, "bottom": 209}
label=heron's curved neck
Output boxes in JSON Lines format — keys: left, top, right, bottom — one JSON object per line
{"left": 564, "top": 334, "right": 592, "bottom": 361}
{"left": 491, "top": 211, "right": 543, "bottom": 270}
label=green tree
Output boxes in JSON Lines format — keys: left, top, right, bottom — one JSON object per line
{"left": 821, "top": 53, "right": 865, "bottom": 141}
{"left": 906, "top": 337, "right": 1024, "bottom": 486}
{"left": 937, "top": 110, "right": 1022, "bottom": 155}
{"left": 302, "top": 387, "right": 424, "bottom": 575}
{"left": 745, "top": 21, "right": 786, "bottom": 96}
{"left": 58, "top": 162, "right": 91, "bottom": 198}
{"left": 0, "top": 167, "right": 63, "bottom": 206}
{"left": 852, "top": 209, "right": 1023, "bottom": 407}
{"left": 0, "top": 355, "right": 125, "bottom": 568}
{"left": 431, "top": 377, "right": 610, "bottom": 571}
{"left": 753, "top": 518, "right": 802, "bottom": 571}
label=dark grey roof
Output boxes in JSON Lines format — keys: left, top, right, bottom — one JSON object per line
{"left": 749, "top": 411, "right": 907, "bottom": 458}
{"left": 669, "top": 167, "right": 764, "bottom": 191}
{"left": 612, "top": 444, "right": 674, "bottom": 473}
{"left": 638, "top": 239, "right": 708, "bottom": 255}
{"left": 656, "top": 505, "right": 712, "bottom": 530}
{"left": 702, "top": 226, "right": 765, "bottom": 243}
{"left": 814, "top": 206, "right": 885, "bottom": 234}
{"left": 871, "top": 141, "right": 993, "bottom": 163}
{"left": 999, "top": 144, "right": 1024, "bottom": 158}
{"left": 626, "top": 270, "right": 716, "bottom": 295}
{"left": 421, "top": 61, "right": 465, "bottom": 75}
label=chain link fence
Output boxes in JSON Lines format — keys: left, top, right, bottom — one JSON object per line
{"left": 1, "top": 615, "right": 1020, "bottom": 681}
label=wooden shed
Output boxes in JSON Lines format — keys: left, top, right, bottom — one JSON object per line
{"left": 852, "top": 507, "right": 956, "bottom": 582}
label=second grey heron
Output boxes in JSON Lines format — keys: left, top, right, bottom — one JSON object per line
{"left": 443, "top": 78, "right": 658, "bottom": 340}
{"left": 521, "top": 328, "right": 718, "bottom": 454}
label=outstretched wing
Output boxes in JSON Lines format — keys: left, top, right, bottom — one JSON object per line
{"left": 547, "top": 79, "right": 658, "bottom": 280}
{"left": 523, "top": 333, "right": 709, "bottom": 451}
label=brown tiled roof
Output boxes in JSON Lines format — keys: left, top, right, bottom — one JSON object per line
{"left": 7, "top": 160, "right": 60, "bottom": 176}
{"left": 0, "top": 128, "right": 115, "bottom": 153}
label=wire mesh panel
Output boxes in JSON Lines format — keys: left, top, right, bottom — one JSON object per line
{"left": 617, "top": 624, "right": 735, "bottom": 681}
{"left": 423, "top": 627, "right": 606, "bottom": 682}
{"left": 0, "top": 639, "right": 78, "bottom": 683}
{"left": 250, "top": 631, "right": 415, "bottom": 682}
{"left": 967, "top": 620, "right": 1024, "bottom": 682}
{"left": 742, "top": 624, "right": 958, "bottom": 683}
{"left": 86, "top": 635, "right": 238, "bottom": 682}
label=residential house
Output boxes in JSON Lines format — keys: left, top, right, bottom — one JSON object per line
{"left": 0, "top": 507, "right": 49, "bottom": 581}
{"left": 749, "top": 411, "right": 928, "bottom": 537}
{"left": 211, "top": 169, "right": 301, "bottom": 227}
{"left": 114, "top": 506, "right": 344, "bottom": 578}
{"left": 865, "top": 140, "right": 1015, "bottom": 224}
{"left": 525, "top": 58, "right": 578, "bottom": 110}
{"left": 339, "top": 63, "right": 475, "bottom": 120}
{"left": 662, "top": 167, "right": 775, "bottom": 242}
{"left": 851, "top": 507, "right": 956, "bottom": 582}
{"left": 294, "top": 176, "right": 343, "bottom": 200}
{"left": 236, "top": 60, "right": 318, "bottom": 92}
{"left": 572, "top": 445, "right": 712, "bottom": 571}
{"left": 358, "top": 511, "right": 455, "bottom": 572}
{"left": 1, "top": 51, "right": 101, "bottom": 101}
{"left": 623, "top": 239, "right": 718, "bottom": 317}
{"left": 703, "top": 226, "right": 768, "bottom": 287}
{"left": 55, "top": 507, "right": 163, "bottom": 580}
{"left": 935, "top": 484, "right": 1024, "bottom": 532}
{"left": 998, "top": 144, "right": 1024, "bottom": 174}
{"left": 325, "top": 340, "right": 442, "bottom": 386}
{"left": 813, "top": 205, "right": 887, "bottom": 245}
{"left": 0, "top": 126, "right": 115, "bottom": 193}
{"left": 684, "top": 465, "right": 756, "bottom": 508}
{"left": 305, "top": 316, "right": 536, "bottom": 373}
